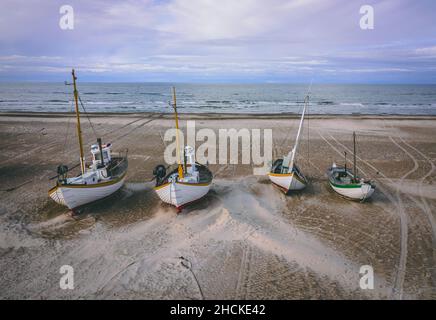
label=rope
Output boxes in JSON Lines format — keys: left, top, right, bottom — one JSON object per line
{"left": 305, "top": 81, "right": 312, "bottom": 170}
{"left": 291, "top": 96, "right": 304, "bottom": 159}
{"left": 285, "top": 97, "right": 302, "bottom": 158}
{"left": 355, "top": 132, "right": 358, "bottom": 178}
{"left": 307, "top": 95, "right": 310, "bottom": 168}
{"left": 62, "top": 98, "right": 74, "bottom": 156}
{"left": 78, "top": 94, "right": 99, "bottom": 140}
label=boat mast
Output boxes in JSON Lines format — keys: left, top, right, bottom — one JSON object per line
{"left": 344, "top": 151, "right": 347, "bottom": 172}
{"left": 172, "top": 87, "right": 184, "bottom": 179}
{"left": 288, "top": 94, "right": 309, "bottom": 170}
{"left": 72, "top": 69, "right": 85, "bottom": 175}
{"left": 353, "top": 131, "right": 357, "bottom": 181}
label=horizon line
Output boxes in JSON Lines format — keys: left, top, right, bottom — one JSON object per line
{"left": 1, "top": 80, "right": 436, "bottom": 85}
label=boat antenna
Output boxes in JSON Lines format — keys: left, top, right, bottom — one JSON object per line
{"left": 72, "top": 69, "right": 85, "bottom": 175}
{"left": 353, "top": 131, "right": 357, "bottom": 181}
{"left": 171, "top": 87, "right": 184, "bottom": 179}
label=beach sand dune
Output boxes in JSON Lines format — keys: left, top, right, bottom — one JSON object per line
{"left": 0, "top": 113, "right": 435, "bottom": 299}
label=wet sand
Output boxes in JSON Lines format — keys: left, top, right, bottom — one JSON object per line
{"left": 0, "top": 113, "right": 435, "bottom": 299}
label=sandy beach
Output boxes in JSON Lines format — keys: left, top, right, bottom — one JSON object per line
{"left": 0, "top": 113, "right": 435, "bottom": 299}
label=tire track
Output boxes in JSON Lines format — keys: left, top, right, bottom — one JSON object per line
{"left": 298, "top": 153, "right": 323, "bottom": 175}
{"left": 0, "top": 118, "right": 129, "bottom": 167}
{"left": 317, "top": 129, "right": 409, "bottom": 299}
{"left": 400, "top": 140, "right": 436, "bottom": 237}
{"left": 382, "top": 121, "right": 436, "bottom": 296}
{"left": 111, "top": 115, "right": 162, "bottom": 143}
{"left": 0, "top": 115, "right": 156, "bottom": 168}
{"left": 234, "top": 242, "right": 249, "bottom": 299}
{"left": 0, "top": 115, "right": 160, "bottom": 193}
{"left": 213, "top": 164, "right": 231, "bottom": 179}
{"left": 104, "top": 117, "right": 145, "bottom": 137}
{"left": 382, "top": 122, "right": 436, "bottom": 240}
{"left": 274, "top": 116, "right": 299, "bottom": 159}
{"left": 0, "top": 139, "right": 60, "bottom": 167}
{"left": 396, "top": 140, "right": 436, "bottom": 298}
{"left": 326, "top": 127, "right": 436, "bottom": 298}
{"left": 385, "top": 135, "right": 417, "bottom": 299}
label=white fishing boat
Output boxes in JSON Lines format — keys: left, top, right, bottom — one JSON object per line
{"left": 48, "top": 70, "right": 128, "bottom": 212}
{"left": 327, "top": 132, "right": 375, "bottom": 201}
{"left": 268, "top": 92, "right": 309, "bottom": 194}
{"left": 153, "top": 87, "right": 213, "bottom": 212}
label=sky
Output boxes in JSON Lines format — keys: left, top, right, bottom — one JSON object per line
{"left": 1, "top": 0, "right": 436, "bottom": 83}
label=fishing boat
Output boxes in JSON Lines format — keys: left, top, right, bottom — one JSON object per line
{"left": 268, "top": 92, "right": 309, "bottom": 194}
{"left": 48, "top": 69, "right": 128, "bottom": 212}
{"left": 153, "top": 87, "right": 213, "bottom": 212}
{"left": 327, "top": 132, "right": 375, "bottom": 201}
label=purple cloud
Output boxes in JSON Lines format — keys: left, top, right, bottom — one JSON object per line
{"left": 0, "top": 0, "right": 436, "bottom": 83}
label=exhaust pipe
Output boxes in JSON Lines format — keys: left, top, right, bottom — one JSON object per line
{"left": 97, "top": 138, "right": 104, "bottom": 167}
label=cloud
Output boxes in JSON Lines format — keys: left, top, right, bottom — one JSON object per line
{"left": 0, "top": 55, "right": 62, "bottom": 62}
{"left": 155, "top": 0, "right": 320, "bottom": 41}
{"left": 415, "top": 46, "right": 436, "bottom": 58}
{"left": 0, "top": 0, "right": 436, "bottom": 82}
{"left": 342, "top": 68, "right": 412, "bottom": 73}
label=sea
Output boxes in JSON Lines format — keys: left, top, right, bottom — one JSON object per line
{"left": 0, "top": 82, "right": 435, "bottom": 115}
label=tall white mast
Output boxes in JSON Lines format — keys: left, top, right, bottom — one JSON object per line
{"left": 287, "top": 94, "right": 309, "bottom": 170}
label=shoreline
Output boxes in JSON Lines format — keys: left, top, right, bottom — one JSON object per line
{"left": 1, "top": 111, "right": 436, "bottom": 120}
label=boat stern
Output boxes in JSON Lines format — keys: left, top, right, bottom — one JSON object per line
{"left": 48, "top": 185, "right": 67, "bottom": 207}
{"left": 361, "top": 183, "right": 375, "bottom": 201}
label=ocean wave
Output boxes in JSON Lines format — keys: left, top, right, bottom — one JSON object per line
{"left": 85, "top": 101, "right": 136, "bottom": 105}
{"left": 196, "top": 105, "right": 224, "bottom": 109}
{"left": 205, "top": 100, "right": 232, "bottom": 104}
{"left": 277, "top": 102, "right": 300, "bottom": 105}
{"left": 46, "top": 99, "right": 69, "bottom": 103}
{"left": 140, "top": 92, "right": 164, "bottom": 96}
{"left": 339, "top": 103, "right": 364, "bottom": 107}
{"left": 317, "top": 101, "right": 335, "bottom": 105}
{"left": 1, "top": 83, "right": 435, "bottom": 115}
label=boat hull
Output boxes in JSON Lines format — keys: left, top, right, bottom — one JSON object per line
{"left": 268, "top": 172, "right": 307, "bottom": 193}
{"left": 329, "top": 182, "right": 375, "bottom": 201}
{"left": 49, "top": 176, "right": 125, "bottom": 210}
{"left": 154, "top": 181, "right": 211, "bottom": 209}
{"left": 327, "top": 165, "right": 375, "bottom": 201}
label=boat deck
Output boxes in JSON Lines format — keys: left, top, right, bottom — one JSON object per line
{"left": 158, "top": 163, "right": 213, "bottom": 187}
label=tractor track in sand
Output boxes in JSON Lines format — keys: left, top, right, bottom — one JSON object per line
{"left": 317, "top": 129, "right": 409, "bottom": 299}
{"left": 321, "top": 124, "right": 435, "bottom": 299}
{"left": 0, "top": 115, "right": 161, "bottom": 197}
